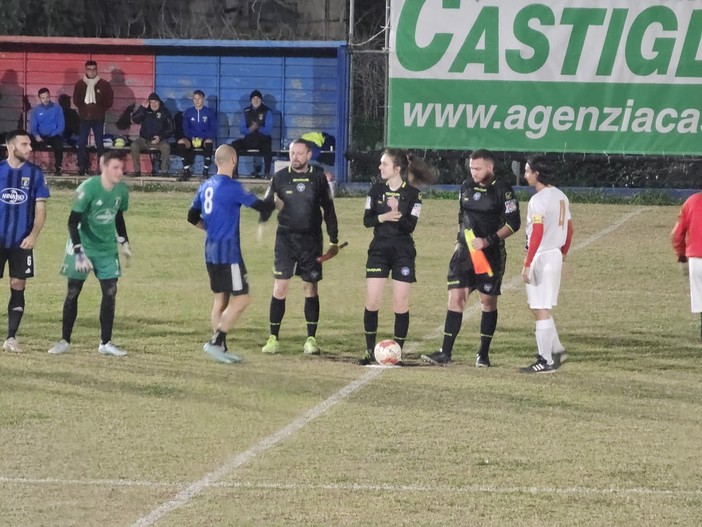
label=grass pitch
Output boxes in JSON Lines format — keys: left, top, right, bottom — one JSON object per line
{"left": 0, "top": 191, "right": 700, "bottom": 526}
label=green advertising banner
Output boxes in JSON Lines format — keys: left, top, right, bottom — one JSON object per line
{"left": 388, "top": 0, "right": 702, "bottom": 154}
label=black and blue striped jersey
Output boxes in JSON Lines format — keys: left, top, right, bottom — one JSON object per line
{"left": 191, "top": 174, "right": 259, "bottom": 264}
{"left": 0, "top": 160, "right": 50, "bottom": 248}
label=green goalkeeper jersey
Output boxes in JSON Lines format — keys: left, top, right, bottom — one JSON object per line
{"left": 72, "top": 176, "right": 129, "bottom": 254}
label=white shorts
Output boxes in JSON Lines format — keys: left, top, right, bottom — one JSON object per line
{"left": 526, "top": 249, "right": 563, "bottom": 310}
{"left": 689, "top": 257, "right": 702, "bottom": 313}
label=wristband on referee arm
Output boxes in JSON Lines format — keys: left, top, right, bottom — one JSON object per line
{"left": 485, "top": 233, "right": 500, "bottom": 247}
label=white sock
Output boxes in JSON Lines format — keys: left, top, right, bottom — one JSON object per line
{"left": 535, "top": 318, "right": 556, "bottom": 365}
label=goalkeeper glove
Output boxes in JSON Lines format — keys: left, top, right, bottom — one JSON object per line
{"left": 73, "top": 245, "right": 93, "bottom": 274}
{"left": 117, "top": 237, "right": 132, "bottom": 266}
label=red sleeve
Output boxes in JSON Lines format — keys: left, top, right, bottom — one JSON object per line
{"left": 672, "top": 202, "right": 689, "bottom": 260}
{"left": 524, "top": 223, "right": 544, "bottom": 267}
{"left": 561, "top": 220, "right": 573, "bottom": 257}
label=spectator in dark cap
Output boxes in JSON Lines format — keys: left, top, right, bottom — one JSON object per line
{"left": 129, "top": 92, "right": 174, "bottom": 176}
{"left": 231, "top": 89, "right": 273, "bottom": 178}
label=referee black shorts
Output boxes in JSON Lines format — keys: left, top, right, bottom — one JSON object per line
{"left": 446, "top": 242, "right": 505, "bottom": 295}
{"left": 365, "top": 236, "right": 416, "bottom": 283}
{"left": 274, "top": 230, "right": 323, "bottom": 283}
{"left": 207, "top": 261, "right": 249, "bottom": 295}
{"left": 0, "top": 247, "right": 35, "bottom": 279}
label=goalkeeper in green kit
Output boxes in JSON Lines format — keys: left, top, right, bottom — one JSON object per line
{"left": 48, "top": 151, "right": 132, "bottom": 357}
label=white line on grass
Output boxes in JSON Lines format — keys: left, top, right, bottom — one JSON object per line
{"left": 131, "top": 206, "right": 648, "bottom": 524}
{"left": 11, "top": 208, "right": 646, "bottom": 525}
{"left": 131, "top": 367, "right": 384, "bottom": 527}
{"left": 3, "top": 476, "right": 699, "bottom": 498}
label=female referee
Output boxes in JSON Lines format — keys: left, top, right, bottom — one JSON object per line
{"left": 359, "top": 150, "right": 436, "bottom": 365}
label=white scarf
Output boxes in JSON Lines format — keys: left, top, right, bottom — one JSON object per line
{"left": 83, "top": 75, "right": 101, "bottom": 105}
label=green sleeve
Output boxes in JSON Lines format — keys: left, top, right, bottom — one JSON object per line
{"left": 72, "top": 178, "right": 94, "bottom": 214}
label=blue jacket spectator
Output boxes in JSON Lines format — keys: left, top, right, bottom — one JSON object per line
{"left": 30, "top": 94, "right": 65, "bottom": 138}
{"left": 231, "top": 89, "right": 274, "bottom": 177}
{"left": 29, "top": 88, "right": 65, "bottom": 174}
{"left": 239, "top": 91, "right": 272, "bottom": 136}
{"left": 177, "top": 90, "right": 216, "bottom": 181}
{"left": 183, "top": 105, "right": 217, "bottom": 141}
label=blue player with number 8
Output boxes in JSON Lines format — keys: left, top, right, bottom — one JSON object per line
{"left": 188, "top": 144, "right": 275, "bottom": 364}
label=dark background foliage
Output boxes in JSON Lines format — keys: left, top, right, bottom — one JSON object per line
{"left": 3, "top": 0, "right": 699, "bottom": 187}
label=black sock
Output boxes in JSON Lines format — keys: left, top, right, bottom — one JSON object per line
{"left": 304, "top": 295, "right": 320, "bottom": 338}
{"left": 440, "top": 310, "right": 463, "bottom": 357}
{"left": 269, "top": 297, "right": 286, "bottom": 337}
{"left": 211, "top": 330, "right": 226, "bottom": 346}
{"left": 393, "top": 311, "right": 409, "bottom": 349}
{"left": 99, "top": 279, "right": 117, "bottom": 344}
{"left": 364, "top": 309, "right": 379, "bottom": 351}
{"left": 478, "top": 310, "right": 498, "bottom": 358}
{"left": 62, "top": 280, "right": 83, "bottom": 343}
{"left": 203, "top": 143, "right": 213, "bottom": 168}
{"left": 7, "top": 288, "right": 25, "bottom": 339}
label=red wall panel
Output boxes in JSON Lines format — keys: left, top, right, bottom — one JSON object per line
{"left": 0, "top": 52, "right": 27, "bottom": 134}
{"left": 1, "top": 51, "right": 155, "bottom": 137}
{"left": 2, "top": 50, "right": 155, "bottom": 172}
{"left": 22, "top": 52, "right": 154, "bottom": 140}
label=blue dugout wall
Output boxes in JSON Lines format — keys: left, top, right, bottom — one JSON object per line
{"left": 150, "top": 40, "right": 349, "bottom": 180}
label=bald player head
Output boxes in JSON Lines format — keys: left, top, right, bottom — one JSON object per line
{"left": 214, "top": 144, "right": 239, "bottom": 178}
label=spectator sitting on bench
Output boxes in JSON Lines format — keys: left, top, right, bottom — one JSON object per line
{"left": 30, "top": 88, "right": 65, "bottom": 175}
{"left": 231, "top": 90, "right": 272, "bottom": 178}
{"left": 129, "top": 92, "right": 174, "bottom": 177}
{"left": 177, "top": 90, "right": 216, "bottom": 181}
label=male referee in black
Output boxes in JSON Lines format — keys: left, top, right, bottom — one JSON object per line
{"left": 260, "top": 139, "right": 339, "bottom": 355}
{"left": 422, "top": 149, "right": 520, "bottom": 367}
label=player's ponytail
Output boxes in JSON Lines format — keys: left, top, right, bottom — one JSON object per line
{"left": 384, "top": 149, "right": 437, "bottom": 186}
{"left": 407, "top": 155, "right": 438, "bottom": 186}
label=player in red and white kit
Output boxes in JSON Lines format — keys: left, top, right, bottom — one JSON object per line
{"left": 520, "top": 156, "right": 573, "bottom": 373}
{"left": 672, "top": 191, "right": 702, "bottom": 338}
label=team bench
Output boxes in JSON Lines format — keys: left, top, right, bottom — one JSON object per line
{"left": 237, "top": 148, "right": 335, "bottom": 178}
{"left": 28, "top": 142, "right": 213, "bottom": 177}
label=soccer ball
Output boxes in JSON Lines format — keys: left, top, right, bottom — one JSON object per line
{"left": 374, "top": 339, "right": 402, "bottom": 365}
{"left": 191, "top": 137, "right": 202, "bottom": 148}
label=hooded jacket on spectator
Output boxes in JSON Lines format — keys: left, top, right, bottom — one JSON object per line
{"left": 131, "top": 95, "right": 174, "bottom": 141}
